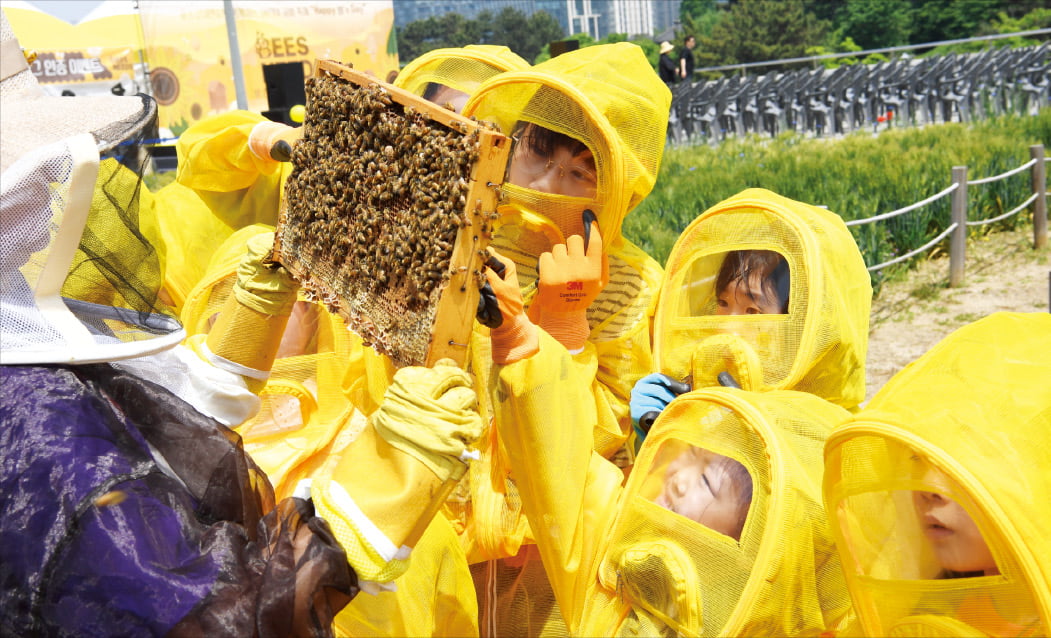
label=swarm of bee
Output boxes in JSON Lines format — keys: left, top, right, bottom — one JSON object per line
{"left": 276, "top": 61, "right": 508, "bottom": 367}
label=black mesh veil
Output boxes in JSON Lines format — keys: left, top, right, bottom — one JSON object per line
{"left": 61, "top": 95, "right": 183, "bottom": 347}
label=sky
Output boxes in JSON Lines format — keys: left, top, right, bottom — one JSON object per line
{"left": 6, "top": 0, "right": 108, "bottom": 23}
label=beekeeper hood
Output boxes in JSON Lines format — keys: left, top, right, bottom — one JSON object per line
{"left": 394, "top": 45, "right": 528, "bottom": 113}
{"left": 596, "top": 387, "right": 852, "bottom": 636}
{"left": 462, "top": 42, "right": 670, "bottom": 258}
{"left": 824, "top": 312, "right": 1051, "bottom": 637}
{"left": 653, "top": 188, "right": 871, "bottom": 410}
{"left": 0, "top": 11, "right": 180, "bottom": 365}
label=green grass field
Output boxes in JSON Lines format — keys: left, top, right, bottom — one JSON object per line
{"left": 624, "top": 109, "right": 1051, "bottom": 283}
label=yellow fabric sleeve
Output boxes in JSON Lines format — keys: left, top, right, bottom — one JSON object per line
{"left": 155, "top": 112, "right": 294, "bottom": 312}
{"left": 177, "top": 110, "right": 286, "bottom": 190}
{"left": 582, "top": 241, "right": 663, "bottom": 459}
{"left": 491, "top": 330, "right": 626, "bottom": 632}
{"left": 313, "top": 361, "right": 483, "bottom": 583}
{"left": 204, "top": 297, "right": 291, "bottom": 392}
{"left": 334, "top": 514, "right": 479, "bottom": 638}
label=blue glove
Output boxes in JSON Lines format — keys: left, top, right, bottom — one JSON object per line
{"left": 630, "top": 373, "right": 691, "bottom": 444}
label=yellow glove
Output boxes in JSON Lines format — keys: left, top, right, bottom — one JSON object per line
{"left": 690, "top": 334, "right": 766, "bottom": 393}
{"left": 247, "top": 120, "right": 302, "bottom": 163}
{"left": 529, "top": 210, "right": 608, "bottom": 353}
{"left": 311, "top": 359, "right": 483, "bottom": 584}
{"left": 485, "top": 250, "right": 540, "bottom": 364}
{"left": 205, "top": 232, "right": 299, "bottom": 390}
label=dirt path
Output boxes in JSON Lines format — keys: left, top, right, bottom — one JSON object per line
{"left": 864, "top": 225, "right": 1050, "bottom": 403}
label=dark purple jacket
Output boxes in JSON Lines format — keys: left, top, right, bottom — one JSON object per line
{"left": 0, "top": 364, "right": 355, "bottom": 637}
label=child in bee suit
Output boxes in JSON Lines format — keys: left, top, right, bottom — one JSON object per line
{"left": 630, "top": 188, "right": 872, "bottom": 447}
{"left": 450, "top": 41, "right": 670, "bottom": 633}
{"left": 480, "top": 253, "right": 855, "bottom": 635}
{"left": 0, "top": 10, "right": 357, "bottom": 633}
{"left": 823, "top": 312, "right": 1051, "bottom": 637}
{"left": 179, "top": 226, "right": 487, "bottom": 616}
{"left": 173, "top": 45, "right": 539, "bottom": 638}
{"left": 394, "top": 44, "right": 529, "bottom": 114}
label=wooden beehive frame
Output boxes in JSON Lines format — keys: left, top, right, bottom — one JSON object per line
{"left": 274, "top": 59, "right": 510, "bottom": 367}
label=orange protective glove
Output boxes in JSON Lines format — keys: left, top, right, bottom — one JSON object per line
{"left": 247, "top": 121, "right": 302, "bottom": 163}
{"left": 485, "top": 250, "right": 540, "bottom": 365}
{"left": 529, "top": 210, "right": 608, "bottom": 353}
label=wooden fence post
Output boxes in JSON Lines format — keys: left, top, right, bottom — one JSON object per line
{"left": 950, "top": 165, "right": 968, "bottom": 287}
{"left": 1031, "top": 144, "right": 1047, "bottom": 250}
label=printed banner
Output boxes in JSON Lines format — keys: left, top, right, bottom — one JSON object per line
{"left": 138, "top": 0, "right": 398, "bottom": 136}
{"left": 7, "top": 1, "right": 398, "bottom": 137}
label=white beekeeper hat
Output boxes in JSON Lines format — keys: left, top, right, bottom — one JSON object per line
{"left": 1, "top": 8, "right": 182, "bottom": 365}
{"left": 1, "top": 10, "right": 154, "bottom": 173}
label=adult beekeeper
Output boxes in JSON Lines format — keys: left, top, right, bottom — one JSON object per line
{"left": 823, "top": 312, "right": 1051, "bottom": 637}
{"left": 0, "top": 11, "right": 353, "bottom": 634}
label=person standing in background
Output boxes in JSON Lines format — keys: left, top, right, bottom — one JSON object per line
{"left": 679, "top": 35, "right": 696, "bottom": 82}
{"left": 658, "top": 41, "right": 678, "bottom": 85}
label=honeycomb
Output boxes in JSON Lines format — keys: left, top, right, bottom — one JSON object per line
{"left": 275, "top": 60, "right": 509, "bottom": 368}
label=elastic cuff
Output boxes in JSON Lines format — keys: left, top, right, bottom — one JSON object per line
{"left": 537, "top": 310, "right": 590, "bottom": 353}
{"left": 205, "top": 296, "right": 292, "bottom": 380}
{"left": 248, "top": 121, "right": 287, "bottom": 161}
{"left": 199, "top": 339, "right": 269, "bottom": 381}
{"left": 311, "top": 479, "right": 413, "bottom": 583}
{"left": 490, "top": 313, "right": 540, "bottom": 365}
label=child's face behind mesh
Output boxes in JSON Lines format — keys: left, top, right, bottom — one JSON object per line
{"left": 656, "top": 446, "right": 751, "bottom": 540}
{"left": 423, "top": 84, "right": 469, "bottom": 113}
{"left": 716, "top": 272, "right": 784, "bottom": 316}
{"left": 507, "top": 125, "right": 598, "bottom": 201}
{"left": 713, "top": 250, "right": 789, "bottom": 316}
{"left": 910, "top": 462, "right": 999, "bottom": 576}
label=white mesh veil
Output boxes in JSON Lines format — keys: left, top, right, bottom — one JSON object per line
{"left": 1, "top": 11, "right": 183, "bottom": 364}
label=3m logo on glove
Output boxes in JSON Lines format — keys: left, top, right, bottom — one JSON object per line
{"left": 566, "top": 281, "right": 584, "bottom": 291}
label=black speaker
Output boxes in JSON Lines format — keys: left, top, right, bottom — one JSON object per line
{"left": 262, "top": 61, "right": 306, "bottom": 125}
{"left": 548, "top": 40, "right": 580, "bottom": 58}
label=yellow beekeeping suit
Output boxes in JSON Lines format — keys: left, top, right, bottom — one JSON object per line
{"left": 154, "top": 110, "right": 294, "bottom": 310}
{"left": 491, "top": 329, "right": 854, "bottom": 636}
{"left": 824, "top": 312, "right": 1051, "bottom": 637}
{"left": 653, "top": 187, "right": 872, "bottom": 410}
{"left": 456, "top": 42, "right": 669, "bottom": 634}
{"left": 172, "top": 137, "right": 480, "bottom": 635}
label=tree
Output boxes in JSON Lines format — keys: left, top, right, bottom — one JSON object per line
{"left": 679, "top": 0, "right": 722, "bottom": 42}
{"left": 699, "top": 0, "right": 828, "bottom": 68}
{"left": 908, "top": 0, "right": 1002, "bottom": 45}
{"left": 397, "top": 8, "right": 563, "bottom": 67}
{"left": 397, "top": 12, "right": 479, "bottom": 61}
{"left": 519, "top": 9, "right": 567, "bottom": 63}
{"left": 681, "top": 0, "right": 717, "bottom": 22}
{"left": 835, "top": 0, "right": 912, "bottom": 50}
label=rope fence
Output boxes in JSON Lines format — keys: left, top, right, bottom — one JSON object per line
{"left": 843, "top": 144, "right": 1048, "bottom": 284}
{"left": 845, "top": 184, "right": 958, "bottom": 227}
